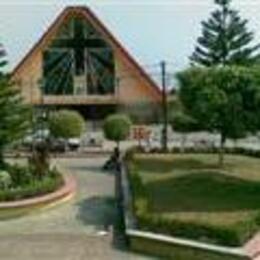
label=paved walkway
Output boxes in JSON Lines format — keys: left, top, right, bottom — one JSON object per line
{"left": 0, "top": 156, "right": 152, "bottom": 260}
{"left": 244, "top": 232, "right": 260, "bottom": 260}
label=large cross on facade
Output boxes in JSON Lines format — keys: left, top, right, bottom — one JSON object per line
{"left": 51, "top": 17, "right": 109, "bottom": 94}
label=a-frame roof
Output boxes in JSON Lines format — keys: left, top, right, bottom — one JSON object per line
{"left": 12, "top": 6, "right": 162, "bottom": 100}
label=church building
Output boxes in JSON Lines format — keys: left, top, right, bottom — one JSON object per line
{"left": 12, "top": 6, "right": 161, "bottom": 119}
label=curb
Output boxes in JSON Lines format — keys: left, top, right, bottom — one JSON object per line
{"left": 0, "top": 175, "right": 76, "bottom": 219}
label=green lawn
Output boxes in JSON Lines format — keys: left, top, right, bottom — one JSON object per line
{"left": 131, "top": 153, "right": 260, "bottom": 246}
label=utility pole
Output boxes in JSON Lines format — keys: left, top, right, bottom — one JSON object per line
{"left": 161, "top": 61, "right": 168, "bottom": 152}
{"left": 115, "top": 77, "right": 120, "bottom": 110}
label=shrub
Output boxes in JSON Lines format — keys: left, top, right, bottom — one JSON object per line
{"left": 103, "top": 114, "right": 132, "bottom": 147}
{"left": 124, "top": 146, "right": 145, "bottom": 162}
{"left": 0, "top": 171, "right": 12, "bottom": 189}
{"left": 127, "top": 163, "right": 148, "bottom": 214}
{"left": 8, "top": 164, "right": 32, "bottom": 186}
{"left": 136, "top": 213, "right": 241, "bottom": 246}
{"left": 48, "top": 110, "right": 85, "bottom": 138}
{"left": 0, "top": 169, "right": 63, "bottom": 202}
{"left": 171, "top": 112, "right": 199, "bottom": 133}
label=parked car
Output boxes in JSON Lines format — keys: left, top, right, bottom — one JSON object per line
{"left": 67, "top": 138, "right": 80, "bottom": 151}
{"left": 49, "top": 138, "right": 67, "bottom": 153}
{"left": 23, "top": 129, "right": 82, "bottom": 153}
{"left": 22, "top": 129, "right": 50, "bottom": 149}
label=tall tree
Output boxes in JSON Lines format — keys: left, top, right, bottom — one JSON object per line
{"left": 177, "top": 66, "right": 260, "bottom": 165}
{"left": 0, "top": 43, "right": 30, "bottom": 166}
{"left": 190, "top": 0, "right": 260, "bottom": 66}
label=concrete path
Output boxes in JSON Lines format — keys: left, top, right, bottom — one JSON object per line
{"left": 0, "top": 156, "right": 152, "bottom": 260}
{"left": 244, "top": 232, "right": 260, "bottom": 260}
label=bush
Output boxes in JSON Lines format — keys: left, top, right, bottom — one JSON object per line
{"left": 171, "top": 112, "right": 199, "bottom": 133}
{"left": 8, "top": 164, "right": 32, "bottom": 186}
{"left": 0, "top": 171, "right": 11, "bottom": 189}
{"left": 0, "top": 168, "right": 63, "bottom": 202}
{"left": 124, "top": 146, "right": 146, "bottom": 162}
{"left": 137, "top": 213, "right": 242, "bottom": 246}
{"left": 48, "top": 110, "right": 85, "bottom": 138}
{"left": 127, "top": 163, "right": 148, "bottom": 215}
{"left": 103, "top": 114, "right": 132, "bottom": 144}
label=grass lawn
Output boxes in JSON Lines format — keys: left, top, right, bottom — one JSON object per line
{"left": 131, "top": 153, "right": 260, "bottom": 246}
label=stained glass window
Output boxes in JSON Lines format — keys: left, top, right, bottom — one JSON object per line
{"left": 43, "top": 15, "right": 115, "bottom": 95}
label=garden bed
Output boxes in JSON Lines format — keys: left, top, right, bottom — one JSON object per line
{"left": 127, "top": 152, "right": 260, "bottom": 247}
{"left": 0, "top": 172, "right": 75, "bottom": 219}
{"left": 0, "top": 165, "right": 64, "bottom": 202}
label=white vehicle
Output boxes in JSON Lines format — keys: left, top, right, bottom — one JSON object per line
{"left": 67, "top": 138, "right": 80, "bottom": 151}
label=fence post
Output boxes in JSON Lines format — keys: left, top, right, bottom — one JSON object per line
{"left": 114, "top": 157, "right": 128, "bottom": 247}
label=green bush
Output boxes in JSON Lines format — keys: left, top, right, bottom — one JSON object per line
{"left": 137, "top": 213, "right": 241, "bottom": 246}
{"left": 124, "top": 146, "right": 146, "bottom": 162}
{"left": 103, "top": 114, "right": 132, "bottom": 144}
{"left": 171, "top": 112, "right": 199, "bottom": 133}
{"left": 8, "top": 164, "right": 33, "bottom": 186}
{"left": 0, "top": 171, "right": 11, "bottom": 189}
{"left": 127, "top": 163, "right": 148, "bottom": 215}
{"left": 48, "top": 110, "right": 85, "bottom": 138}
{"left": 144, "top": 146, "right": 260, "bottom": 158}
{"left": 0, "top": 168, "right": 63, "bottom": 202}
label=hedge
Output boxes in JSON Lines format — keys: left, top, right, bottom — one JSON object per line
{"left": 137, "top": 213, "right": 248, "bottom": 246}
{"left": 147, "top": 146, "right": 260, "bottom": 158}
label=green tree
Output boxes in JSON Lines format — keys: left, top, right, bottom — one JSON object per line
{"left": 177, "top": 66, "right": 260, "bottom": 165}
{"left": 168, "top": 97, "right": 182, "bottom": 122}
{"left": 190, "top": 0, "right": 260, "bottom": 66}
{"left": 48, "top": 110, "right": 85, "bottom": 139}
{"left": 103, "top": 114, "right": 132, "bottom": 152}
{"left": 0, "top": 43, "right": 30, "bottom": 167}
{"left": 171, "top": 112, "right": 198, "bottom": 152}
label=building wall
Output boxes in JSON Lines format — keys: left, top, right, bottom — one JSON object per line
{"left": 115, "top": 52, "right": 160, "bottom": 105}
{"left": 13, "top": 48, "right": 160, "bottom": 106}
{"left": 12, "top": 51, "right": 42, "bottom": 104}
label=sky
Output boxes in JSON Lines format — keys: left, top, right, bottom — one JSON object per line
{"left": 0, "top": 0, "right": 260, "bottom": 85}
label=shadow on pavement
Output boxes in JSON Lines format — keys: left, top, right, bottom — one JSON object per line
{"left": 76, "top": 196, "right": 116, "bottom": 231}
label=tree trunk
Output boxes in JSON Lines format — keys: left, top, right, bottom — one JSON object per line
{"left": 219, "top": 134, "right": 226, "bottom": 167}
{"left": 0, "top": 152, "right": 4, "bottom": 168}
